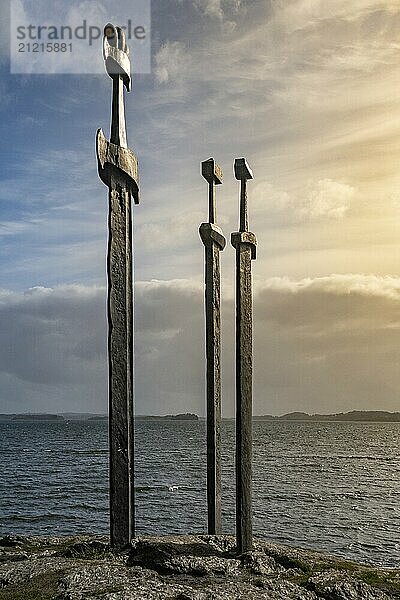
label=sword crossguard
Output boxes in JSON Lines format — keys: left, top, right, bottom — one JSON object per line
{"left": 199, "top": 223, "right": 226, "bottom": 250}
{"left": 96, "top": 129, "right": 139, "bottom": 204}
{"left": 103, "top": 23, "right": 131, "bottom": 91}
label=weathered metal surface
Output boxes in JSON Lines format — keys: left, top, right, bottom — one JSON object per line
{"left": 231, "top": 231, "right": 256, "bottom": 259}
{"left": 199, "top": 158, "right": 226, "bottom": 535}
{"left": 107, "top": 174, "right": 134, "bottom": 547}
{"left": 96, "top": 23, "right": 139, "bottom": 549}
{"left": 231, "top": 158, "right": 257, "bottom": 554}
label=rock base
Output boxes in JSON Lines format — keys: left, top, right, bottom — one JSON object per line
{"left": 0, "top": 534, "right": 399, "bottom": 599}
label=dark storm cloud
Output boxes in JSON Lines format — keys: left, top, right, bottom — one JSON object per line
{"left": 1, "top": 275, "right": 400, "bottom": 415}
{"left": 253, "top": 275, "right": 400, "bottom": 415}
{"left": 0, "top": 285, "right": 106, "bottom": 385}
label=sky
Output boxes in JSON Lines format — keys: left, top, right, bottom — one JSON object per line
{"left": 1, "top": 0, "right": 400, "bottom": 416}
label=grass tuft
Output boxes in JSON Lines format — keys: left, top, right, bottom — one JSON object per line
{"left": 0, "top": 570, "right": 64, "bottom": 600}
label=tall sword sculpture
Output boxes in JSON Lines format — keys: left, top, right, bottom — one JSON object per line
{"left": 96, "top": 23, "right": 139, "bottom": 548}
{"left": 231, "top": 158, "right": 256, "bottom": 553}
{"left": 199, "top": 159, "right": 226, "bottom": 534}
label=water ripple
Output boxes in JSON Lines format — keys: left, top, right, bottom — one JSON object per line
{"left": 0, "top": 420, "right": 399, "bottom": 567}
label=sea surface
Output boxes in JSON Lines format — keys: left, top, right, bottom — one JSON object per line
{"left": 0, "top": 420, "right": 399, "bottom": 567}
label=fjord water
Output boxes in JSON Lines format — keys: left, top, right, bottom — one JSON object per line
{"left": 0, "top": 420, "right": 399, "bottom": 567}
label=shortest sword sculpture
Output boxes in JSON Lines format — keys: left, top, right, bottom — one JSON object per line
{"left": 199, "top": 159, "right": 226, "bottom": 534}
{"left": 231, "top": 158, "right": 257, "bottom": 554}
{"left": 96, "top": 23, "right": 139, "bottom": 549}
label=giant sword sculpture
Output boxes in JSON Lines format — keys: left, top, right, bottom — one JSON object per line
{"left": 231, "top": 158, "right": 256, "bottom": 554}
{"left": 199, "top": 158, "right": 226, "bottom": 534}
{"left": 96, "top": 23, "right": 139, "bottom": 548}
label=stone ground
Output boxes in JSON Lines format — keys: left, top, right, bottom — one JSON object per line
{"left": 0, "top": 534, "right": 399, "bottom": 599}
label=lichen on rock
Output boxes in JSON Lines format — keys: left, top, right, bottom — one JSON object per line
{"left": 0, "top": 535, "right": 398, "bottom": 599}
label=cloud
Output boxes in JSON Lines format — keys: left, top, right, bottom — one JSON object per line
{"left": 300, "top": 179, "right": 355, "bottom": 220}
{"left": 0, "top": 220, "right": 35, "bottom": 236}
{"left": 147, "top": 0, "right": 400, "bottom": 204}
{"left": 250, "top": 178, "right": 355, "bottom": 225}
{"left": 0, "top": 142, "right": 108, "bottom": 289}
{"left": 137, "top": 273, "right": 400, "bottom": 416}
{"left": 257, "top": 273, "right": 400, "bottom": 324}
{"left": 0, "top": 285, "right": 106, "bottom": 386}
{"left": 0, "top": 280, "right": 206, "bottom": 415}
{"left": 154, "top": 41, "right": 188, "bottom": 84}
{"left": 253, "top": 273, "right": 400, "bottom": 414}
{"left": 2, "top": 274, "right": 400, "bottom": 416}
{"left": 136, "top": 210, "right": 205, "bottom": 249}
{"left": 277, "top": 272, "right": 400, "bottom": 293}
{"left": 191, "top": 0, "right": 244, "bottom": 31}
{"left": 194, "top": 0, "right": 224, "bottom": 20}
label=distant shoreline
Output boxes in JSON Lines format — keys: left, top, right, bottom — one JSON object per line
{"left": 0, "top": 412, "right": 200, "bottom": 422}
{"left": 0, "top": 410, "right": 400, "bottom": 422}
{"left": 254, "top": 410, "right": 400, "bottom": 422}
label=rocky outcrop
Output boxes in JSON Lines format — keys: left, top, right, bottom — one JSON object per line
{"left": 0, "top": 534, "right": 398, "bottom": 599}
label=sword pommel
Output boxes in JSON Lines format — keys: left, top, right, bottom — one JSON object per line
{"left": 234, "top": 157, "right": 253, "bottom": 181}
{"left": 103, "top": 23, "right": 131, "bottom": 91}
{"left": 201, "top": 158, "right": 223, "bottom": 185}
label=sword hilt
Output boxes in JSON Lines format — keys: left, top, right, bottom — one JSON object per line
{"left": 234, "top": 158, "right": 253, "bottom": 233}
{"left": 102, "top": 24, "right": 131, "bottom": 149}
{"left": 232, "top": 158, "right": 256, "bottom": 259}
{"left": 201, "top": 158, "right": 223, "bottom": 225}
